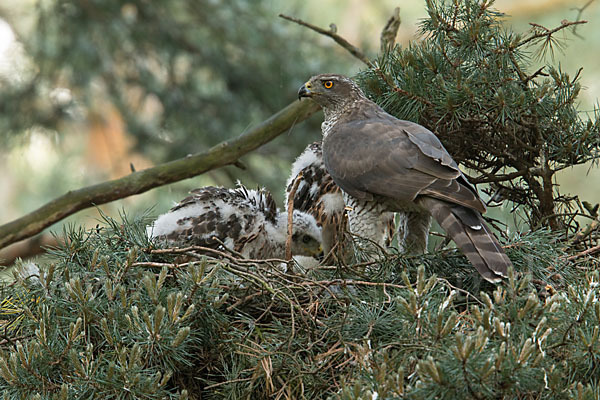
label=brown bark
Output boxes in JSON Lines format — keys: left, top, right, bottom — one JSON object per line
{"left": 0, "top": 234, "right": 59, "bottom": 266}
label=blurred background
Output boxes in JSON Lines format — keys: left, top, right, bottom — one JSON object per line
{"left": 0, "top": 0, "right": 598, "bottom": 264}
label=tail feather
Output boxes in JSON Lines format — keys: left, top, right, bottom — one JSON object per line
{"left": 419, "top": 197, "right": 511, "bottom": 283}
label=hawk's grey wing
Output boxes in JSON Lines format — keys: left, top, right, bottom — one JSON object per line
{"left": 323, "top": 113, "right": 485, "bottom": 213}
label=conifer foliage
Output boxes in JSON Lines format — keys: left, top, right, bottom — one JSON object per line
{"left": 358, "top": 0, "right": 600, "bottom": 230}
{"left": 0, "top": 212, "right": 598, "bottom": 399}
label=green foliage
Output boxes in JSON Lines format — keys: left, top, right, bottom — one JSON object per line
{"left": 356, "top": 0, "right": 600, "bottom": 230}
{"left": 0, "top": 211, "right": 597, "bottom": 399}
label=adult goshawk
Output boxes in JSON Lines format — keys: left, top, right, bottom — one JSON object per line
{"left": 298, "top": 74, "right": 511, "bottom": 282}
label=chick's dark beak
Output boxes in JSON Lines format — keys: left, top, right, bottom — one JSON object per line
{"left": 316, "top": 250, "right": 325, "bottom": 262}
{"left": 298, "top": 82, "right": 312, "bottom": 100}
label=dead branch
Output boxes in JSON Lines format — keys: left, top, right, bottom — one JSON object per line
{"left": 571, "top": 0, "right": 595, "bottom": 37}
{"left": 380, "top": 7, "right": 401, "bottom": 53}
{"left": 279, "top": 14, "right": 371, "bottom": 66}
{"left": 150, "top": 245, "right": 289, "bottom": 265}
{"left": 0, "top": 100, "right": 319, "bottom": 250}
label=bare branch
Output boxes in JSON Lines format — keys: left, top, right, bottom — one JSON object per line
{"left": 279, "top": 14, "right": 371, "bottom": 66}
{"left": 469, "top": 169, "right": 529, "bottom": 184}
{"left": 571, "top": 0, "right": 595, "bottom": 37}
{"left": 0, "top": 100, "right": 320, "bottom": 250}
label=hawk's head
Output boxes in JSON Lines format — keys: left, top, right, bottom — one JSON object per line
{"left": 298, "top": 74, "right": 363, "bottom": 110}
{"left": 277, "top": 210, "right": 323, "bottom": 258}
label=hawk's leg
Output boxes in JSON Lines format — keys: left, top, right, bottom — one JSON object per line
{"left": 402, "top": 211, "right": 432, "bottom": 254}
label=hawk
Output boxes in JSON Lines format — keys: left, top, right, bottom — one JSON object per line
{"left": 298, "top": 74, "right": 511, "bottom": 282}
{"left": 285, "top": 141, "right": 395, "bottom": 253}
{"left": 147, "top": 184, "right": 323, "bottom": 260}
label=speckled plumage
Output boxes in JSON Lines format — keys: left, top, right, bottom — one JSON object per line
{"left": 298, "top": 74, "right": 512, "bottom": 282}
{"left": 147, "top": 184, "right": 323, "bottom": 259}
{"left": 285, "top": 141, "right": 396, "bottom": 253}
{"left": 285, "top": 141, "right": 345, "bottom": 253}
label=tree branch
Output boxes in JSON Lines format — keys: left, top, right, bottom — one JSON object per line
{"left": 0, "top": 234, "right": 59, "bottom": 266}
{"left": 567, "top": 243, "right": 600, "bottom": 261}
{"left": 516, "top": 20, "right": 587, "bottom": 49}
{"left": 469, "top": 169, "right": 529, "bottom": 184}
{"left": 279, "top": 14, "right": 371, "bottom": 66}
{"left": 571, "top": 0, "right": 595, "bottom": 38}
{"left": 0, "top": 100, "right": 320, "bottom": 250}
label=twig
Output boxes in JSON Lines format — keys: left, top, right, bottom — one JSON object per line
{"left": 226, "top": 292, "right": 264, "bottom": 312}
{"left": 570, "top": 219, "right": 600, "bottom": 245}
{"left": 204, "top": 377, "right": 253, "bottom": 390}
{"left": 567, "top": 243, "right": 600, "bottom": 261}
{"left": 0, "top": 334, "right": 32, "bottom": 347}
{"left": 286, "top": 171, "right": 303, "bottom": 265}
{"left": 210, "top": 236, "right": 245, "bottom": 258}
{"left": 131, "top": 261, "right": 198, "bottom": 268}
{"left": 437, "top": 278, "right": 485, "bottom": 306}
{"left": 300, "top": 279, "right": 407, "bottom": 290}
{"left": 522, "top": 66, "right": 549, "bottom": 86}
{"left": 469, "top": 169, "right": 529, "bottom": 184}
{"left": 571, "top": 0, "right": 595, "bottom": 37}
{"left": 279, "top": 14, "right": 371, "bottom": 66}
{"left": 373, "top": 68, "right": 434, "bottom": 107}
{"left": 150, "top": 245, "right": 289, "bottom": 265}
{"left": 0, "top": 100, "right": 319, "bottom": 250}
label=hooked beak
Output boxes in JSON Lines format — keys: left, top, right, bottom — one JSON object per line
{"left": 313, "top": 245, "right": 324, "bottom": 261}
{"left": 298, "top": 81, "right": 313, "bottom": 100}
{"left": 316, "top": 250, "right": 325, "bottom": 262}
{"left": 306, "top": 244, "right": 323, "bottom": 260}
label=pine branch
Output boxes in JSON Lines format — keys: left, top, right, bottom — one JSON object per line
{"left": 516, "top": 20, "right": 587, "bottom": 49}
{"left": 0, "top": 100, "right": 319, "bottom": 250}
{"left": 279, "top": 14, "right": 371, "bottom": 66}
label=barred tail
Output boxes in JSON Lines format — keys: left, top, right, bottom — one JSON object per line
{"left": 419, "top": 197, "right": 511, "bottom": 283}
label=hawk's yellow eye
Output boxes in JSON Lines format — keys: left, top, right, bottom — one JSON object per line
{"left": 323, "top": 80, "right": 334, "bottom": 89}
